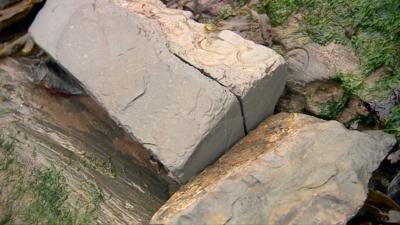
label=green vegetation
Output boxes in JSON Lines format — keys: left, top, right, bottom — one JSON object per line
{"left": 85, "top": 182, "right": 105, "bottom": 209}
{"left": 259, "top": 0, "right": 399, "bottom": 136}
{"left": 25, "top": 166, "right": 77, "bottom": 225}
{"left": 259, "top": 0, "right": 400, "bottom": 100}
{"left": 385, "top": 105, "right": 400, "bottom": 140}
{"left": 0, "top": 107, "right": 11, "bottom": 116}
{"left": 335, "top": 72, "right": 364, "bottom": 95}
{"left": 258, "top": 0, "right": 305, "bottom": 26}
{"left": 0, "top": 214, "right": 12, "bottom": 225}
{"left": 0, "top": 135, "right": 104, "bottom": 225}
{"left": 80, "top": 154, "right": 116, "bottom": 178}
{"left": 217, "top": 5, "right": 235, "bottom": 20}
{"left": 366, "top": 69, "right": 400, "bottom": 101}
{"left": 344, "top": 114, "right": 375, "bottom": 128}
{"left": 0, "top": 91, "right": 11, "bottom": 102}
{"left": 24, "top": 167, "right": 103, "bottom": 225}
{"left": 234, "top": 0, "right": 248, "bottom": 8}
{"left": 0, "top": 136, "right": 15, "bottom": 172}
{"left": 318, "top": 95, "right": 349, "bottom": 120}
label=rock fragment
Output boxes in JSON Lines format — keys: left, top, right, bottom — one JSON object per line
{"left": 151, "top": 113, "right": 396, "bottom": 225}
{"left": 271, "top": 14, "right": 359, "bottom": 87}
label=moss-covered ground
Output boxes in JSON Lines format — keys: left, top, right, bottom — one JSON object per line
{"left": 0, "top": 135, "right": 104, "bottom": 225}
{"left": 258, "top": 0, "right": 400, "bottom": 138}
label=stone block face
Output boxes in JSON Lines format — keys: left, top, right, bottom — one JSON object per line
{"left": 151, "top": 113, "right": 396, "bottom": 224}
{"left": 114, "top": 0, "right": 287, "bottom": 131}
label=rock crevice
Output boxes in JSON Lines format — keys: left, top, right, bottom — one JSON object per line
{"left": 112, "top": 0, "right": 287, "bottom": 131}
{"left": 173, "top": 52, "right": 249, "bottom": 134}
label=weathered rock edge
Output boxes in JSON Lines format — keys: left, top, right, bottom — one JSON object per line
{"left": 151, "top": 113, "right": 396, "bottom": 225}
{"left": 113, "top": 0, "right": 287, "bottom": 131}
{"left": 29, "top": 0, "right": 246, "bottom": 183}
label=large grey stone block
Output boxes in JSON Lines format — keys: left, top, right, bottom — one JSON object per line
{"left": 114, "top": 0, "right": 287, "bottom": 131}
{"left": 29, "top": 0, "right": 245, "bottom": 183}
{"left": 30, "top": 0, "right": 287, "bottom": 183}
{"left": 151, "top": 113, "right": 396, "bottom": 224}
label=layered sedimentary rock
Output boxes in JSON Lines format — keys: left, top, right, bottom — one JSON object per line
{"left": 151, "top": 113, "right": 396, "bottom": 224}
{"left": 29, "top": 0, "right": 285, "bottom": 182}
{"left": 0, "top": 57, "right": 170, "bottom": 224}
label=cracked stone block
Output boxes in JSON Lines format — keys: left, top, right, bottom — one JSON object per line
{"left": 151, "top": 113, "right": 396, "bottom": 225}
{"left": 29, "top": 0, "right": 245, "bottom": 183}
{"left": 113, "top": 0, "right": 287, "bottom": 131}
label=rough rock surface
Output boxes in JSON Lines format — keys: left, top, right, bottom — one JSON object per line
{"left": 151, "top": 113, "right": 396, "bottom": 225}
{"left": 0, "top": 0, "right": 18, "bottom": 9}
{"left": 272, "top": 14, "right": 359, "bottom": 87}
{"left": 284, "top": 42, "right": 360, "bottom": 86}
{"left": 113, "top": 0, "right": 287, "bottom": 131}
{"left": 337, "top": 96, "right": 369, "bottom": 125}
{"left": 166, "top": 0, "right": 234, "bottom": 17}
{"left": 0, "top": 57, "right": 171, "bottom": 224}
{"left": 29, "top": 0, "right": 246, "bottom": 183}
{"left": 304, "top": 80, "right": 346, "bottom": 117}
{"left": 30, "top": 60, "right": 87, "bottom": 95}
{"left": 363, "top": 67, "right": 400, "bottom": 120}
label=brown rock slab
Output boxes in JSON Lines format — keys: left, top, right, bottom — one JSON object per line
{"left": 151, "top": 113, "right": 396, "bottom": 225}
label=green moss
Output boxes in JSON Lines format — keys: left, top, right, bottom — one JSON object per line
{"left": 352, "top": 34, "right": 399, "bottom": 75}
{"left": 257, "top": 0, "right": 400, "bottom": 130}
{"left": 80, "top": 154, "right": 116, "bottom": 178}
{"left": 24, "top": 166, "right": 72, "bottom": 225}
{"left": 0, "top": 213, "right": 12, "bottom": 225}
{"left": 0, "top": 134, "right": 104, "bottom": 225}
{"left": 23, "top": 166, "right": 105, "bottom": 225}
{"left": 385, "top": 105, "right": 400, "bottom": 140}
{"left": 344, "top": 114, "right": 375, "bottom": 128}
{"left": 0, "top": 107, "right": 12, "bottom": 116}
{"left": 336, "top": 69, "right": 400, "bottom": 104}
{"left": 85, "top": 182, "right": 104, "bottom": 209}
{"left": 366, "top": 70, "right": 400, "bottom": 101}
{"left": 0, "top": 91, "right": 11, "bottom": 102}
{"left": 217, "top": 5, "right": 235, "bottom": 20}
{"left": 318, "top": 95, "right": 349, "bottom": 120}
{"left": 257, "top": 0, "right": 305, "bottom": 26}
{"left": 0, "top": 136, "right": 15, "bottom": 171}
{"left": 258, "top": 0, "right": 400, "bottom": 101}
{"left": 234, "top": 0, "right": 247, "bottom": 8}
{"left": 335, "top": 72, "right": 364, "bottom": 94}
